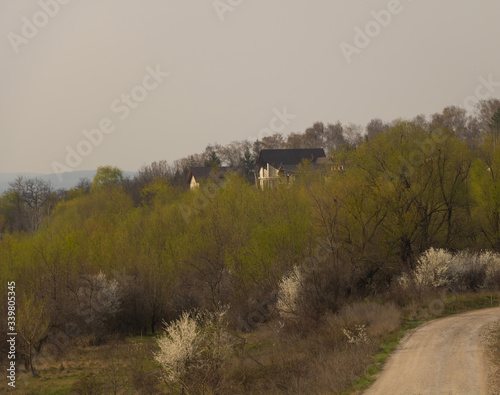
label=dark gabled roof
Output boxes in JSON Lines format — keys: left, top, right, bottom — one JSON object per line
{"left": 257, "top": 149, "right": 326, "bottom": 169}
{"left": 187, "top": 167, "right": 243, "bottom": 184}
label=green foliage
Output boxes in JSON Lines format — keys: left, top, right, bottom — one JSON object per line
{"left": 91, "top": 166, "right": 124, "bottom": 191}
{"left": 5, "top": 116, "right": 500, "bottom": 393}
{"left": 2, "top": 120, "right": 500, "bottom": 344}
{"left": 17, "top": 295, "right": 51, "bottom": 374}
{"left": 140, "top": 178, "right": 174, "bottom": 206}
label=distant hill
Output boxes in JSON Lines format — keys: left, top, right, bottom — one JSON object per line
{"left": 0, "top": 170, "right": 137, "bottom": 194}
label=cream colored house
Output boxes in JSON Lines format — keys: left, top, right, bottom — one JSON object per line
{"left": 186, "top": 167, "right": 242, "bottom": 190}
{"left": 256, "top": 148, "right": 326, "bottom": 189}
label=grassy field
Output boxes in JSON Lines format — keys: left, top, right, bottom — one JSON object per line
{"left": 6, "top": 336, "right": 164, "bottom": 394}
{"left": 4, "top": 293, "right": 499, "bottom": 394}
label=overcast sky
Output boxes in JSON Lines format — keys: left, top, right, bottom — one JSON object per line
{"left": 1, "top": 0, "right": 500, "bottom": 175}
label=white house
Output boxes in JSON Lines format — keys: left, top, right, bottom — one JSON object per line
{"left": 186, "top": 167, "right": 242, "bottom": 190}
{"left": 256, "top": 148, "right": 327, "bottom": 189}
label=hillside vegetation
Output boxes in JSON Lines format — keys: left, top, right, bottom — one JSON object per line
{"left": 1, "top": 100, "right": 500, "bottom": 393}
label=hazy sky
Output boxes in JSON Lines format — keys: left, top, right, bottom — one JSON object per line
{"left": 2, "top": 0, "right": 500, "bottom": 175}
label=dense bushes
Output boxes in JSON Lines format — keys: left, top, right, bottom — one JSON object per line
{"left": 399, "top": 248, "right": 500, "bottom": 293}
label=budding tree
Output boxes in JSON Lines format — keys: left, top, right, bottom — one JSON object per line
{"left": 17, "top": 296, "right": 51, "bottom": 376}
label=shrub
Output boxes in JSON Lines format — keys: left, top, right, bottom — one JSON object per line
{"left": 75, "top": 271, "right": 122, "bottom": 343}
{"left": 329, "top": 302, "right": 401, "bottom": 339}
{"left": 276, "top": 266, "right": 303, "bottom": 319}
{"left": 479, "top": 252, "right": 500, "bottom": 290}
{"left": 154, "top": 307, "right": 235, "bottom": 393}
{"left": 413, "top": 247, "right": 451, "bottom": 288}
{"left": 398, "top": 248, "right": 500, "bottom": 293}
{"left": 71, "top": 373, "right": 104, "bottom": 394}
{"left": 448, "top": 250, "right": 488, "bottom": 291}
{"left": 154, "top": 311, "right": 199, "bottom": 385}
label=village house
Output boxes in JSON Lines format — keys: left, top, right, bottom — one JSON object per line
{"left": 187, "top": 148, "right": 330, "bottom": 190}
{"left": 256, "top": 148, "right": 326, "bottom": 189}
{"left": 186, "top": 166, "right": 242, "bottom": 190}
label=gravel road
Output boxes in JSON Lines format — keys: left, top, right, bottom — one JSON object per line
{"left": 364, "top": 307, "right": 500, "bottom": 395}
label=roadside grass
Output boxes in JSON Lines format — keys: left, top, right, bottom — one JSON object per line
{"left": 442, "top": 293, "right": 500, "bottom": 315}
{"left": 346, "top": 318, "right": 425, "bottom": 394}
{"left": 348, "top": 292, "right": 500, "bottom": 394}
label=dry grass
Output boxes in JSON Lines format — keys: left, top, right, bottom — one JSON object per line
{"left": 8, "top": 337, "right": 164, "bottom": 394}
{"left": 7, "top": 302, "right": 402, "bottom": 394}
{"left": 221, "top": 301, "right": 401, "bottom": 394}
{"left": 223, "top": 325, "right": 378, "bottom": 394}
{"left": 330, "top": 301, "right": 402, "bottom": 338}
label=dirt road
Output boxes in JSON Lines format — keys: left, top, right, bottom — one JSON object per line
{"left": 364, "top": 307, "right": 500, "bottom": 395}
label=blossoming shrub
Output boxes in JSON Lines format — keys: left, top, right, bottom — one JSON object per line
{"left": 154, "top": 311, "right": 199, "bottom": 385}
{"left": 154, "top": 307, "right": 235, "bottom": 393}
{"left": 276, "top": 266, "right": 303, "bottom": 319}
{"left": 399, "top": 248, "right": 500, "bottom": 292}
{"left": 75, "top": 271, "right": 122, "bottom": 343}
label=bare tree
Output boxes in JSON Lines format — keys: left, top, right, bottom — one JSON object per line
{"left": 285, "top": 132, "right": 306, "bottom": 149}
{"left": 174, "top": 154, "right": 205, "bottom": 175}
{"left": 75, "top": 178, "right": 91, "bottom": 193}
{"left": 324, "top": 122, "right": 345, "bottom": 153}
{"left": 219, "top": 140, "right": 251, "bottom": 166}
{"left": 412, "top": 114, "right": 428, "bottom": 130}
{"left": 431, "top": 106, "right": 469, "bottom": 141}
{"left": 303, "top": 122, "right": 326, "bottom": 148}
{"left": 138, "top": 161, "right": 173, "bottom": 184}
{"left": 343, "top": 123, "right": 363, "bottom": 146}
{"left": 366, "top": 119, "right": 389, "bottom": 141}
{"left": 8, "top": 176, "right": 53, "bottom": 233}
{"left": 260, "top": 133, "right": 285, "bottom": 149}
{"left": 473, "top": 98, "right": 500, "bottom": 135}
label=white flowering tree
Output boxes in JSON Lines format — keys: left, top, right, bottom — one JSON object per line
{"left": 398, "top": 248, "right": 451, "bottom": 291}
{"left": 76, "top": 271, "right": 121, "bottom": 339}
{"left": 449, "top": 250, "right": 500, "bottom": 292}
{"left": 413, "top": 248, "right": 451, "bottom": 288}
{"left": 399, "top": 248, "right": 500, "bottom": 294}
{"left": 154, "top": 307, "right": 234, "bottom": 393}
{"left": 276, "top": 266, "right": 304, "bottom": 319}
{"left": 154, "top": 311, "right": 200, "bottom": 387}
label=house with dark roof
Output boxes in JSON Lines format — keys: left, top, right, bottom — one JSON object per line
{"left": 186, "top": 167, "right": 242, "bottom": 190}
{"left": 256, "top": 148, "right": 326, "bottom": 189}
